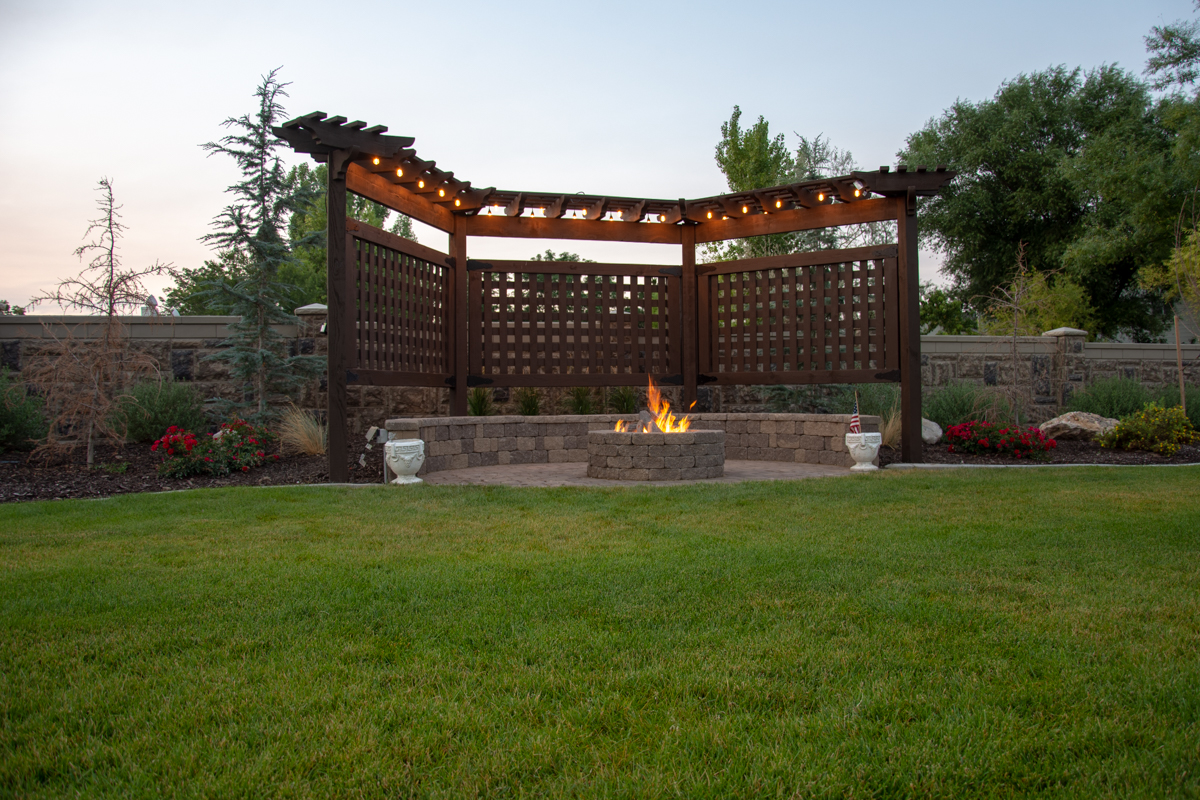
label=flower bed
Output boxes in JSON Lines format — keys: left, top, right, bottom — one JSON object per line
{"left": 945, "top": 421, "right": 1057, "bottom": 460}
{"left": 152, "top": 420, "right": 279, "bottom": 477}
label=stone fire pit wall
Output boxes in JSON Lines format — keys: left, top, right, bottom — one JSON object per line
{"left": 587, "top": 430, "right": 725, "bottom": 481}
{"left": 384, "top": 413, "right": 879, "bottom": 478}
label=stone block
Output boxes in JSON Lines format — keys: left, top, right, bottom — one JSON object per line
{"left": 634, "top": 456, "right": 666, "bottom": 469}
{"left": 774, "top": 433, "right": 801, "bottom": 449}
{"left": 658, "top": 444, "right": 681, "bottom": 457}
{"left": 567, "top": 449, "right": 589, "bottom": 462}
{"left": 467, "top": 452, "right": 482, "bottom": 468}
{"left": 497, "top": 437, "right": 517, "bottom": 451}
{"left": 631, "top": 433, "right": 664, "bottom": 445}
{"left": 586, "top": 465, "right": 613, "bottom": 479}
{"left": 828, "top": 436, "right": 846, "bottom": 452}
{"left": 617, "top": 445, "right": 649, "bottom": 458}
{"left": 620, "top": 468, "right": 651, "bottom": 481}
{"left": 477, "top": 451, "right": 500, "bottom": 467}
{"left": 498, "top": 450, "right": 511, "bottom": 465}
{"left": 818, "top": 449, "right": 847, "bottom": 466}
{"left": 473, "top": 437, "right": 497, "bottom": 452}
{"left": 725, "top": 447, "right": 747, "bottom": 460}
{"left": 548, "top": 449, "right": 572, "bottom": 463}
{"left": 692, "top": 430, "right": 723, "bottom": 444}
{"left": 513, "top": 422, "right": 540, "bottom": 437}
{"left": 704, "top": 465, "right": 725, "bottom": 478}
{"left": 745, "top": 434, "right": 768, "bottom": 448}
{"left": 694, "top": 454, "right": 722, "bottom": 468}
{"left": 589, "top": 454, "right": 608, "bottom": 468}
{"left": 799, "top": 434, "right": 824, "bottom": 451}
{"left": 759, "top": 420, "right": 777, "bottom": 434}
{"left": 649, "top": 468, "right": 682, "bottom": 481}
{"left": 564, "top": 435, "right": 588, "bottom": 449}
{"left": 726, "top": 420, "right": 748, "bottom": 434}
{"left": 434, "top": 425, "right": 451, "bottom": 441}
{"left": 543, "top": 435, "right": 564, "bottom": 450}
{"left": 665, "top": 455, "right": 696, "bottom": 469}
{"left": 591, "top": 443, "right": 619, "bottom": 457}
{"left": 746, "top": 420, "right": 761, "bottom": 434}
{"left": 679, "top": 467, "right": 710, "bottom": 480}
{"left": 803, "top": 422, "right": 842, "bottom": 437}
{"left": 608, "top": 456, "right": 634, "bottom": 469}
{"left": 481, "top": 423, "right": 506, "bottom": 438}
{"left": 448, "top": 454, "right": 469, "bottom": 470}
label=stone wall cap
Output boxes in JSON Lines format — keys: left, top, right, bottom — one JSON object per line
{"left": 1042, "top": 327, "right": 1087, "bottom": 337}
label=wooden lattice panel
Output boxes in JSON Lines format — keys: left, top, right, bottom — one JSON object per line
{"left": 700, "top": 245, "right": 899, "bottom": 382}
{"left": 469, "top": 264, "right": 680, "bottom": 382}
{"left": 349, "top": 223, "right": 450, "bottom": 375}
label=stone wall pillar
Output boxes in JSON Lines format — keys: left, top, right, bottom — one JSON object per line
{"left": 1043, "top": 327, "right": 1088, "bottom": 407}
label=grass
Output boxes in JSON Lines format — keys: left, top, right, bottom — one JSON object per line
{"left": 2, "top": 469, "right": 1199, "bottom": 798}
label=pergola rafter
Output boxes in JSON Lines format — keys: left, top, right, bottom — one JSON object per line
{"left": 273, "top": 112, "right": 954, "bottom": 480}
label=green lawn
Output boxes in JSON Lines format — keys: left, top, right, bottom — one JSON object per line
{"left": 1, "top": 469, "right": 1198, "bottom": 798}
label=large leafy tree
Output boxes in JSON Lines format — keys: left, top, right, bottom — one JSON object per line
{"left": 900, "top": 65, "right": 1182, "bottom": 340}
{"left": 706, "top": 107, "right": 889, "bottom": 262}
{"left": 199, "top": 69, "right": 323, "bottom": 421}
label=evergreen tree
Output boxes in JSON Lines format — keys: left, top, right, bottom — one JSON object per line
{"left": 199, "top": 68, "right": 323, "bottom": 421}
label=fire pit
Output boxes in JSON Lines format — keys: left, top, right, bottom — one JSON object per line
{"left": 587, "top": 377, "right": 725, "bottom": 481}
{"left": 587, "top": 429, "right": 725, "bottom": 481}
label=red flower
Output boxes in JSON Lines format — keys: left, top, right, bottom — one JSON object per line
{"left": 151, "top": 442, "right": 158, "bottom": 452}
{"left": 167, "top": 448, "right": 174, "bottom": 455}
{"left": 273, "top": 454, "right": 280, "bottom": 460}
{"left": 242, "top": 466, "right": 249, "bottom": 472}
{"left": 256, "top": 451, "right": 264, "bottom": 457}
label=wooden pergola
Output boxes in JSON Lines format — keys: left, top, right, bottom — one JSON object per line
{"left": 275, "top": 112, "right": 954, "bottom": 480}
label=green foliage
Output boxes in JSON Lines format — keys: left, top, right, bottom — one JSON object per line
{"left": 919, "top": 283, "right": 977, "bottom": 335}
{"left": 0, "top": 300, "right": 26, "bottom": 315}
{"left": 513, "top": 387, "right": 541, "bottom": 416}
{"left": 165, "top": 250, "right": 251, "bottom": 316}
{"left": 564, "top": 386, "right": 596, "bottom": 415}
{"left": 923, "top": 382, "right": 1015, "bottom": 430}
{"left": 0, "top": 369, "right": 47, "bottom": 452}
{"left": 608, "top": 386, "right": 640, "bottom": 414}
{"left": 1067, "top": 376, "right": 1152, "bottom": 420}
{"left": 112, "top": 379, "right": 208, "bottom": 443}
{"left": 467, "top": 387, "right": 495, "bottom": 417}
{"left": 1153, "top": 383, "right": 1200, "bottom": 428}
{"left": 979, "top": 269, "right": 1096, "bottom": 336}
{"left": 1098, "top": 402, "right": 1199, "bottom": 455}
{"left": 1145, "top": 5, "right": 1200, "bottom": 90}
{"left": 530, "top": 250, "right": 592, "bottom": 263}
{"left": 197, "top": 69, "right": 324, "bottom": 422}
{"left": 900, "top": 65, "right": 1182, "bottom": 339}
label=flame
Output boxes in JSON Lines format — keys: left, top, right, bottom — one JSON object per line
{"left": 614, "top": 377, "right": 693, "bottom": 433}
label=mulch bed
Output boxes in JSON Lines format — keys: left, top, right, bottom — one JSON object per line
{"left": 878, "top": 440, "right": 1200, "bottom": 467}
{"left": 4, "top": 436, "right": 1198, "bottom": 503}
{"left": 0, "top": 441, "right": 385, "bottom": 504}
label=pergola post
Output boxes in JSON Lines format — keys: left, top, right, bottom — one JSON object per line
{"left": 450, "top": 218, "right": 469, "bottom": 416}
{"left": 327, "top": 151, "right": 351, "bottom": 482}
{"left": 896, "top": 189, "right": 923, "bottom": 463}
{"left": 681, "top": 224, "right": 698, "bottom": 408}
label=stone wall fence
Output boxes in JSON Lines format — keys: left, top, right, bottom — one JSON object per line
{"left": 2, "top": 307, "right": 1197, "bottom": 433}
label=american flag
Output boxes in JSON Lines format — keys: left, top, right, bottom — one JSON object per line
{"left": 849, "top": 392, "right": 861, "bottom": 434}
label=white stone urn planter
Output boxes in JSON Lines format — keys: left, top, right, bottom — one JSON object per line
{"left": 384, "top": 439, "right": 426, "bottom": 484}
{"left": 845, "top": 432, "right": 882, "bottom": 472}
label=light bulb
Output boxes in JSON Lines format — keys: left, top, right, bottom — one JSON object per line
{"left": 372, "top": 157, "right": 380, "bottom": 165}
{"left": 418, "top": 180, "right": 425, "bottom": 189}
{"left": 775, "top": 200, "right": 782, "bottom": 208}
{"left": 818, "top": 192, "right": 825, "bottom": 202}
{"left": 396, "top": 168, "right": 403, "bottom": 177}
{"left": 742, "top": 206, "right": 748, "bottom": 214}
{"left": 439, "top": 188, "right": 445, "bottom": 197}
{"left": 707, "top": 211, "right": 713, "bottom": 219}
{"left": 854, "top": 189, "right": 861, "bottom": 197}
{"left": 455, "top": 198, "right": 461, "bottom": 207}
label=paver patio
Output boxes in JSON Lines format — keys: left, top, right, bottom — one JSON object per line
{"left": 420, "top": 458, "right": 850, "bottom": 487}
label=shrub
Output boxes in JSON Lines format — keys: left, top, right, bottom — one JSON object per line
{"left": 945, "top": 420, "right": 1057, "bottom": 460}
{"left": 277, "top": 405, "right": 326, "bottom": 455}
{"left": 1067, "top": 376, "right": 1151, "bottom": 420}
{"left": 1152, "top": 383, "right": 1200, "bottom": 429}
{"left": 114, "top": 379, "right": 208, "bottom": 443}
{"left": 608, "top": 386, "right": 640, "bottom": 414}
{"left": 152, "top": 419, "right": 279, "bottom": 478}
{"left": 923, "top": 382, "right": 1015, "bottom": 429}
{"left": 467, "top": 387, "right": 494, "bottom": 416}
{"left": 513, "top": 387, "right": 542, "bottom": 416}
{"left": 0, "top": 368, "right": 47, "bottom": 452}
{"left": 1098, "top": 403, "right": 1199, "bottom": 456}
{"left": 565, "top": 387, "right": 596, "bottom": 415}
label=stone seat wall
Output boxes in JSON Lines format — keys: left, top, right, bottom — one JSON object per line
{"left": 384, "top": 413, "right": 881, "bottom": 477}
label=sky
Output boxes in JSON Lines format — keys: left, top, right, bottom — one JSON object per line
{"left": 0, "top": 0, "right": 1192, "bottom": 310}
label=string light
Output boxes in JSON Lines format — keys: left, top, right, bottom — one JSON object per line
{"left": 776, "top": 200, "right": 782, "bottom": 208}
{"left": 742, "top": 205, "right": 748, "bottom": 214}
{"left": 455, "top": 198, "right": 461, "bottom": 207}
{"left": 818, "top": 192, "right": 825, "bottom": 202}
{"left": 396, "top": 168, "right": 404, "bottom": 177}
{"left": 854, "top": 188, "right": 861, "bottom": 197}
{"left": 439, "top": 188, "right": 445, "bottom": 197}
{"left": 372, "top": 157, "right": 380, "bottom": 165}
{"left": 707, "top": 211, "right": 713, "bottom": 219}
{"left": 418, "top": 180, "right": 425, "bottom": 189}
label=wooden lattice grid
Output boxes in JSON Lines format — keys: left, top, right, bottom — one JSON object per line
{"left": 469, "top": 267, "right": 680, "bottom": 378}
{"left": 701, "top": 246, "right": 899, "bottom": 379}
